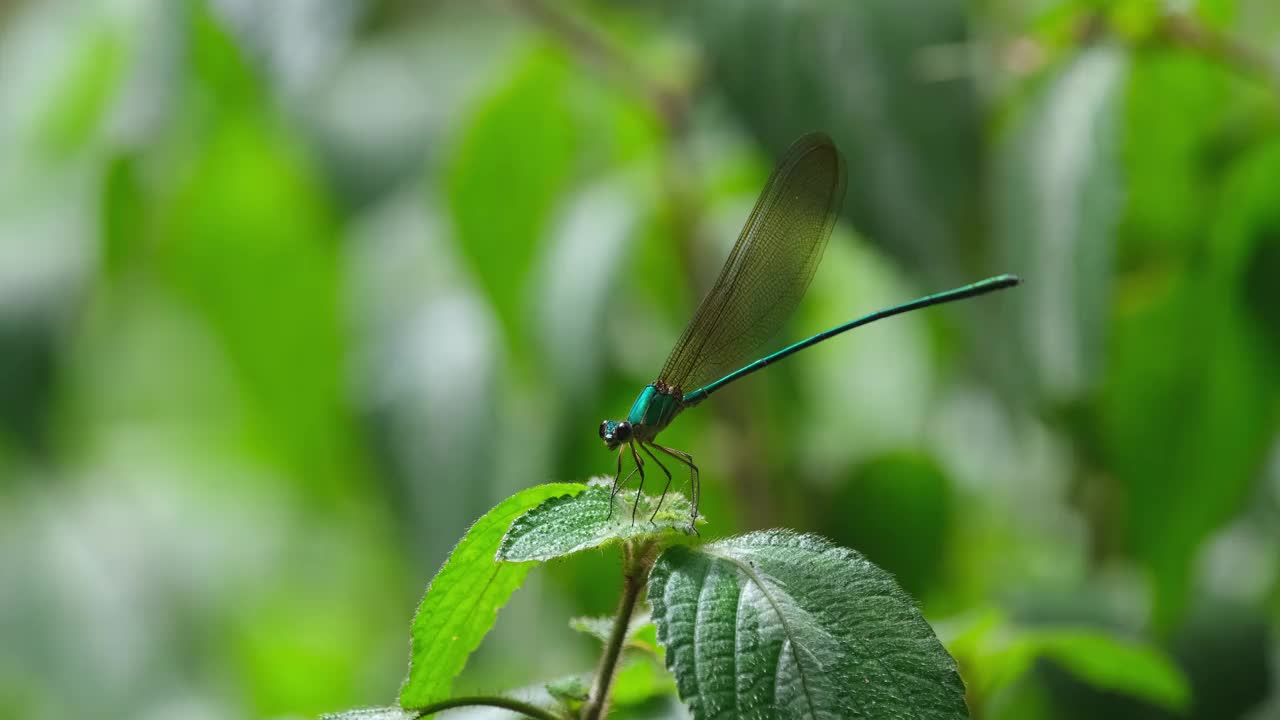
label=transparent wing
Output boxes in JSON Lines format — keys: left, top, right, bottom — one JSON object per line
{"left": 658, "top": 132, "right": 846, "bottom": 394}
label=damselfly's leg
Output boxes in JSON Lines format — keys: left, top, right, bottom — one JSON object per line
{"left": 606, "top": 466, "right": 639, "bottom": 518}
{"left": 652, "top": 443, "right": 700, "bottom": 528}
{"left": 628, "top": 441, "right": 646, "bottom": 523}
{"left": 607, "top": 446, "right": 627, "bottom": 521}
{"left": 639, "top": 443, "right": 673, "bottom": 522}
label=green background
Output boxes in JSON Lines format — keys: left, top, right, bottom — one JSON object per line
{"left": 0, "top": 0, "right": 1277, "bottom": 718}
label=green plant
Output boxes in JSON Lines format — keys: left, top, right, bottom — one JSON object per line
{"left": 323, "top": 479, "right": 969, "bottom": 719}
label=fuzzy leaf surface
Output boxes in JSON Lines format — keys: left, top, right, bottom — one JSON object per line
{"left": 498, "top": 479, "right": 699, "bottom": 563}
{"left": 649, "top": 530, "right": 967, "bottom": 719}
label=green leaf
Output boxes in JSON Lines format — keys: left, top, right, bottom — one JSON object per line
{"left": 186, "top": 1, "right": 266, "bottom": 108}
{"left": 1027, "top": 630, "right": 1189, "bottom": 711}
{"left": 400, "top": 482, "right": 587, "bottom": 708}
{"left": 1118, "top": 51, "right": 1264, "bottom": 265}
{"left": 497, "top": 479, "right": 700, "bottom": 563}
{"left": 546, "top": 674, "right": 590, "bottom": 703}
{"left": 546, "top": 675, "right": 590, "bottom": 715}
{"left": 162, "top": 7, "right": 358, "bottom": 502}
{"left": 322, "top": 708, "right": 416, "bottom": 720}
{"left": 447, "top": 45, "right": 577, "bottom": 351}
{"left": 686, "top": 0, "right": 980, "bottom": 282}
{"left": 1104, "top": 140, "right": 1280, "bottom": 625}
{"left": 946, "top": 611, "right": 1189, "bottom": 712}
{"left": 34, "top": 26, "right": 126, "bottom": 158}
{"left": 649, "top": 530, "right": 967, "bottom": 719}
{"left": 994, "top": 45, "right": 1129, "bottom": 400}
{"left": 100, "top": 153, "right": 144, "bottom": 277}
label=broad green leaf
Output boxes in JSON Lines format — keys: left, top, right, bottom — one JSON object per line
{"left": 400, "top": 482, "right": 587, "bottom": 708}
{"left": 101, "top": 153, "right": 143, "bottom": 276}
{"left": 947, "top": 611, "right": 1189, "bottom": 712}
{"left": 447, "top": 45, "right": 577, "bottom": 351}
{"left": 686, "top": 0, "right": 979, "bottom": 282}
{"left": 1244, "top": 232, "right": 1280, "bottom": 358}
{"left": 649, "top": 530, "right": 967, "bottom": 720}
{"left": 1120, "top": 52, "right": 1243, "bottom": 262}
{"left": 498, "top": 479, "right": 700, "bottom": 563}
{"left": 994, "top": 45, "right": 1129, "bottom": 400}
{"left": 1028, "top": 630, "right": 1189, "bottom": 711}
{"left": 162, "top": 7, "right": 360, "bottom": 502}
{"left": 1105, "top": 140, "right": 1280, "bottom": 625}
{"left": 187, "top": 1, "right": 263, "bottom": 107}
{"left": 34, "top": 26, "right": 125, "bottom": 158}
{"left": 1208, "top": 138, "right": 1280, "bottom": 356}
{"left": 322, "top": 709, "right": 416, "bottom": 720}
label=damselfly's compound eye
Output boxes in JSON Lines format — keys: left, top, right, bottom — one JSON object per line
{"left": 599, "top": 420, "right": 631, "bottom": 450}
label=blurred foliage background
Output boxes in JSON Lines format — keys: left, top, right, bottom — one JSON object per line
{"left": 0, "top": 0, "right": 1278, "bottom": 719}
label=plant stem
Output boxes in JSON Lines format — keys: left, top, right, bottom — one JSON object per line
{"left": 408, "top": 694, "right": 560, "bottom": 720}
{"left": 583, "top": 540, "right": 654, "bottom": 720}
{"left": 1155, "top": 13, "right": 1280, "bottom": 100}
{"left": 508, "top": 0, "right": 691, "bottom": 133}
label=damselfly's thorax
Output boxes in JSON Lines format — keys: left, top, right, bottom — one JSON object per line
{"left": 625, "top": 384, "right": 686, "bottom": 438}
{"left": 600, "top": 382, "right": 688, "bottom": 451}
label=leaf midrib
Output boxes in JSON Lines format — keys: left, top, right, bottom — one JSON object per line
{"left": 703, "top": 548, "right": 821, "bottom": 718}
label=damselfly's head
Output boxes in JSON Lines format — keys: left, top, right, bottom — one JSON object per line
{"left": 599, "top": 420, "right": 632, "bottom": 450}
